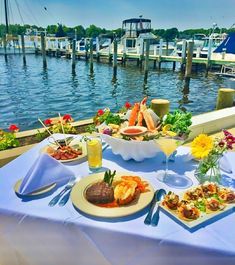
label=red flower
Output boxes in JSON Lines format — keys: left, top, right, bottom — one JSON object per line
{"left": 125, "top": 102, "right": 132, "bottom": 109}
{"left": 97, "top": 109, "right": 104, "bottom": 116}
{"left": 63, "top": 114, "right": 72, "bottom": 122}
{"left": 9, "top": 124, "right": 19, "bottom": 132}
{"left": 218, "top": 140, "right": 225, "bottom": 148}
{"left": 223, "top": 129, "right": 232, "bottom": 137}
{"left": 44, "top": 119, "right": 52, "bottom": 126}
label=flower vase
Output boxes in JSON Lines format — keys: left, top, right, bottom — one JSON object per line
{"left": 194, "top": 155, "right": 222, "bottom": 184}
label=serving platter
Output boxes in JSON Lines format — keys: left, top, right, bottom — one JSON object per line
{"left": 159, "top": 186, "right": 235, "bottom": 229}
{"left": 41, "top": 138, "right": 87, "bottom": 163}
{"left": 71, "top": 172, "right": 154, "bottom": 218}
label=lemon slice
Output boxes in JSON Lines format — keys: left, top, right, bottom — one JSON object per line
{"left": 166, "top": 131, "right": 177, "bottom": 137}
{"left": 88, "top": 139, "right": 99, "bottom": 146}
{"left": 162, "top": 124, "right": 172, "bottom": 132}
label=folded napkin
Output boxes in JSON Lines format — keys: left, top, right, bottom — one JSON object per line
{"left": 19, "top": 153, "right": 74, "bottom": 195}
{"left": 219, "top": 152, "right": 235, "bottom": 177}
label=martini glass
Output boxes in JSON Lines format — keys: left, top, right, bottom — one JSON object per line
{"left": 155, "top": 137, "right": 193, "bottom": 188}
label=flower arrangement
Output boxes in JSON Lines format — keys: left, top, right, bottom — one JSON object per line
{"left": 0, "top": 124, "right": 20, "bottom": 151}
{"left": 37, "top": 114, "right": 76, "bottom": 141}
{"left": 192, "top": 130, "right": 235, "bottom": 184}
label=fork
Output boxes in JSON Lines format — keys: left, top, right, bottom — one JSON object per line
{"left": 48, "top": 178, "right": 76, "bottom": 207}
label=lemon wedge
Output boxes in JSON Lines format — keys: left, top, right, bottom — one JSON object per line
{"left": 162, "top": 124, "right": 172, "bottom": 132}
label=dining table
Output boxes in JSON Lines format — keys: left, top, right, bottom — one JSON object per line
{"left": 0, "top": 133, "right": 235, "bottom": 265}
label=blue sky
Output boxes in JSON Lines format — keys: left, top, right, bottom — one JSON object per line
{"left": 2, "top": 0, "right": 235, "bottom": 30}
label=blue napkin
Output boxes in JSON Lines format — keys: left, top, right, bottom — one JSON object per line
{"left": 19, "top": 153, "right": 74, "bottom": 195}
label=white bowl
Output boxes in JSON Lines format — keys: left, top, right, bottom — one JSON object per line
{"left": 100, "top": 133, "right": 161, "bottom": 162}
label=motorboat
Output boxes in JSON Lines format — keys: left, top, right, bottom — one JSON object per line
{"left": 99, "top": 18, "right": 175, "bottom": 56}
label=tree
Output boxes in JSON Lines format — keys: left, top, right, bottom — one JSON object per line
{"left": 85, "top": 24, "right": 103, "bottom": 38}
{"left": 163, "top": 28, "right": 179, "bottom": 42}
{"left": 46, "top": 25, "right": 58, "bottom": 35}
{"left": 56, "top": 24, "right": 66, "bottom": 37}
{"left": 74, "top": 25, "right": 85, "bottom": 39}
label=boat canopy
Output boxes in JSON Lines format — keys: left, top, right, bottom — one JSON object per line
{"left": 122, "top": 18, "right": 151, "bottom": 38}
{"left": 213, "top": 32, "right": 235, "bottom": 54}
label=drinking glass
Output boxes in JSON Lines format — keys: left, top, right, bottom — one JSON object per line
{"left": 154, "top": 137, "right": 193, "bottom": 188}
{"left": 86, "top": 136, "right": 102, "bottom": 172}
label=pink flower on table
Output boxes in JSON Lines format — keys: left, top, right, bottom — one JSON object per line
{"left": 63, "top": 114, "right": 72, "bottom": 122}
{"left": 223, "top": 129, "right": 233, "bottom": 137}
{"left": 9, "top": 124, "right": 19, "bottom": 132}
{"left": 44, "top": 119, "right": 52, "bottom": 126}
{"left": 125, "top": 102, "right": 132, "bottom": 109}
{"left": 97, "top": 109, "right": 104, "bottom": 116}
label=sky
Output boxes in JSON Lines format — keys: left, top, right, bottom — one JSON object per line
{"left": 1, "top": 0, "right": 235, "bottom": 30}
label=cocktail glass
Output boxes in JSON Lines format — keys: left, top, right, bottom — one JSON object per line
{"left": 155, "top": 137, "right": 193, "bottom": 188}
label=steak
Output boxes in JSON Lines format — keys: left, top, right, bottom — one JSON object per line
{"left": 86, "top": 181, "right": 114, "bottom": 204}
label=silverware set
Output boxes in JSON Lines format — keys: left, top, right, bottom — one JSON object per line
{"left": 144, "top": 189, "right": 166, "bottom": 226}
{"left": 48, "top": 178, "right": 76, "bottom": 207}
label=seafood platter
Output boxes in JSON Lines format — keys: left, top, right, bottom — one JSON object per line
{"left": 92, "top": 97, "right": 192, "bottom": 161}
{"left": 160, "top": 181, "right": 235, "bottom": 229}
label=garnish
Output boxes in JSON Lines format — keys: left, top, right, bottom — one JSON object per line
{"left": 103, "top": 170, "right": 116, "bottom": 186}
{"left": 162, "top": 110, "right": 192, "bottom": 136}
{"left": 195, "top": 199, "right": 206, "bottom": 212}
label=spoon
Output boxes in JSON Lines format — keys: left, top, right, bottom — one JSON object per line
{"left": 144, "top": 190, "right": 158, "bottom": 225}
{"left": 151, "top": 189, "right": 167, "bottom": 226}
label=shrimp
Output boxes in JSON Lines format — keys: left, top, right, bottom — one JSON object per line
{"left": 129, "top": 103, "right": 139, "bottom": 126}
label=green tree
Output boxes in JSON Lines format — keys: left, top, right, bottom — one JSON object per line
{"left": 56, "top": 24, "right": 66, "bottom": 37}
{"left": 46, "top": 25, "right": 58, "bottom": 35}
{"left": 74, "top": 25, "right": 85, "bottom": 39}
{"left": 163, "top": 28, "right": 179, "bottom": 41}
{"left": 86, "top": 24, "right": 103, "bottom": 38}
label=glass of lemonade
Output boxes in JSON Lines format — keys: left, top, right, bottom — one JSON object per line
{"left": 86, "top": 136, "right": 102, "bottom": 172}
{"left": 154, "top": 137, "right": 192, "bottom": 188}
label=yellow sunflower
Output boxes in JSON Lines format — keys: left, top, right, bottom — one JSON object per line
{"left": 191, "top": 134, "right": 214, "bottom": 159}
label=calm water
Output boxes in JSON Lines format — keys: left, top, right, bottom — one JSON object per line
{"left": 0, "top": 55, "right": 234, "bottom": 131}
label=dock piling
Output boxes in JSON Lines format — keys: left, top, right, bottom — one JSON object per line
{"left": 89, "top": 38, "right": 94, "bottom": 73}
{"left": 72, "top": 39, "right": 76, "bottom": 71}
{"left": 112, "top": 38, "right": 118, "bottom": 81}
{"left": 96, "top": 37, "right": 100, "bottom": 62}
{"left": 21, "top": 34, "right": 26, "bottom": 65}
{"left": 216, "top": 88, "right": 235, "bottom": 110}
{"left": 181, "top": 40, "right": 187, "bottom": 71}
{"left": 185, "top": 41, "right": 194, "bottom": 78}
{"left": 40, "top": 32, "right": 47, "bottom": 68}
{"left": 3, "top": 35, "right": 7, "bottom": 61}
{"left": 144, "top": 39, "right": 150, "bottom": 83}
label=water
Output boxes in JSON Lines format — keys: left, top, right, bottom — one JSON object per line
{"left": 0, "top": 55, "right": 234, "bottom": 131}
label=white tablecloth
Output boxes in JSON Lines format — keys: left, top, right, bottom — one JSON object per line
{"left": 0, "top": 134, "right": 235, "bottom": 265}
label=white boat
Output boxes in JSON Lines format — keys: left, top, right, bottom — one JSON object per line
{"left": 175, "top": 32, "right": 227, "bottom": 58}
{"left": 215, "top": 65, "right": 235, "bottom": 78}
{"left": 100, "top": 18, "right": 175, "bottom": 56}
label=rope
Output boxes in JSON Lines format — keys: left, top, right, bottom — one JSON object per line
{"left": 14, "top": 0, "right": 25, "bottom": 25}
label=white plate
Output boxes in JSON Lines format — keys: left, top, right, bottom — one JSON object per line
{"left": 14, "top": 179, "right": 56, "bottom": 196}
{"left": 41, "top": 139, "right": 87, "bottom": 163}
{"left": 71, "top": 172, "right": 154, "bottom": 218}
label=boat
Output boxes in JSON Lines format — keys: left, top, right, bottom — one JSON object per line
{"left": 175, "top": 32, "right": 227, "bottom": 58}
{"left": 211, "top": 32, "right": 235, "bottom": 61}
{"left": 215, "top": 65, "right": 235, "bottom": 78}
{"left": 99, "top": 18, "right": 175, "bottom": 56}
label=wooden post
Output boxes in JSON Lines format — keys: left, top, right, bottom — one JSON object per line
{"left": 122, "top": 39, "right": 127, "bottom": 65}
{"left": 21, "top": 34, "right": 26, "bottom": 65}
{"left": 112, "top": 38, "right": 118, "bottom": 81}
{"left": 72, "top": 39, "right": 76, "bottom": 71}
{"left": 89, "top": 38, "right": 94, "bottom": 73}
{"left": 3, "top": 35, "right": 7, "bottom": 61}
{"left": 185, "top": 41, "right": 194, "bottom": 79}
{"left": 108, "top": 39, "right": 112, "bottom": 63}
{"left": 206, "top": 37, "right": 213, "bottom": 72}
{"left": 172, "top": 61, "right": 176, "bottom": 71}
{"left": 85, "top": 38, "right": 89, "bottom": 61}
{"left": 144, "top": 39, "right": 150, "bottom": 83}
{"left": 216, "top": 88, "right": 235, "bottom": 110}
{"left": 96, "top": 37, "right": 100, "bottom": 62}
{"left": 40, "top": 32, "right": 47, "bottom": 68}
{"left": 180, "top": 39, "right": 187, "bottom": 71}
{"left": 158, "top": 39, "right": 163, "bottom": 70}
{"left": 150, "top": 99, "right": 170, "bottom": 118}
{"left": 139, "top": 38, "right": 144, "bottom": 68}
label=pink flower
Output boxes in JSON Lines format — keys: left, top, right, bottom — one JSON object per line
{"left": 125, "top": 102, "right": 132, "bottom": 109}
{"left": 44, "top": 119, "right": 52, "bottom": 126}
{"left": 97, "top": 109, "right": 104, "bottom": 116}
{"left": 63, "top": 114, "right": 72, "bottom": 122}
{"left": 218, "top": 140, "right": 225, "bottom": 148}
{"left": 223, "top": 129, "right": 232, "bottom": 137}
{"left": 9, "top": 124, "right": 19, "bottom": 132}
